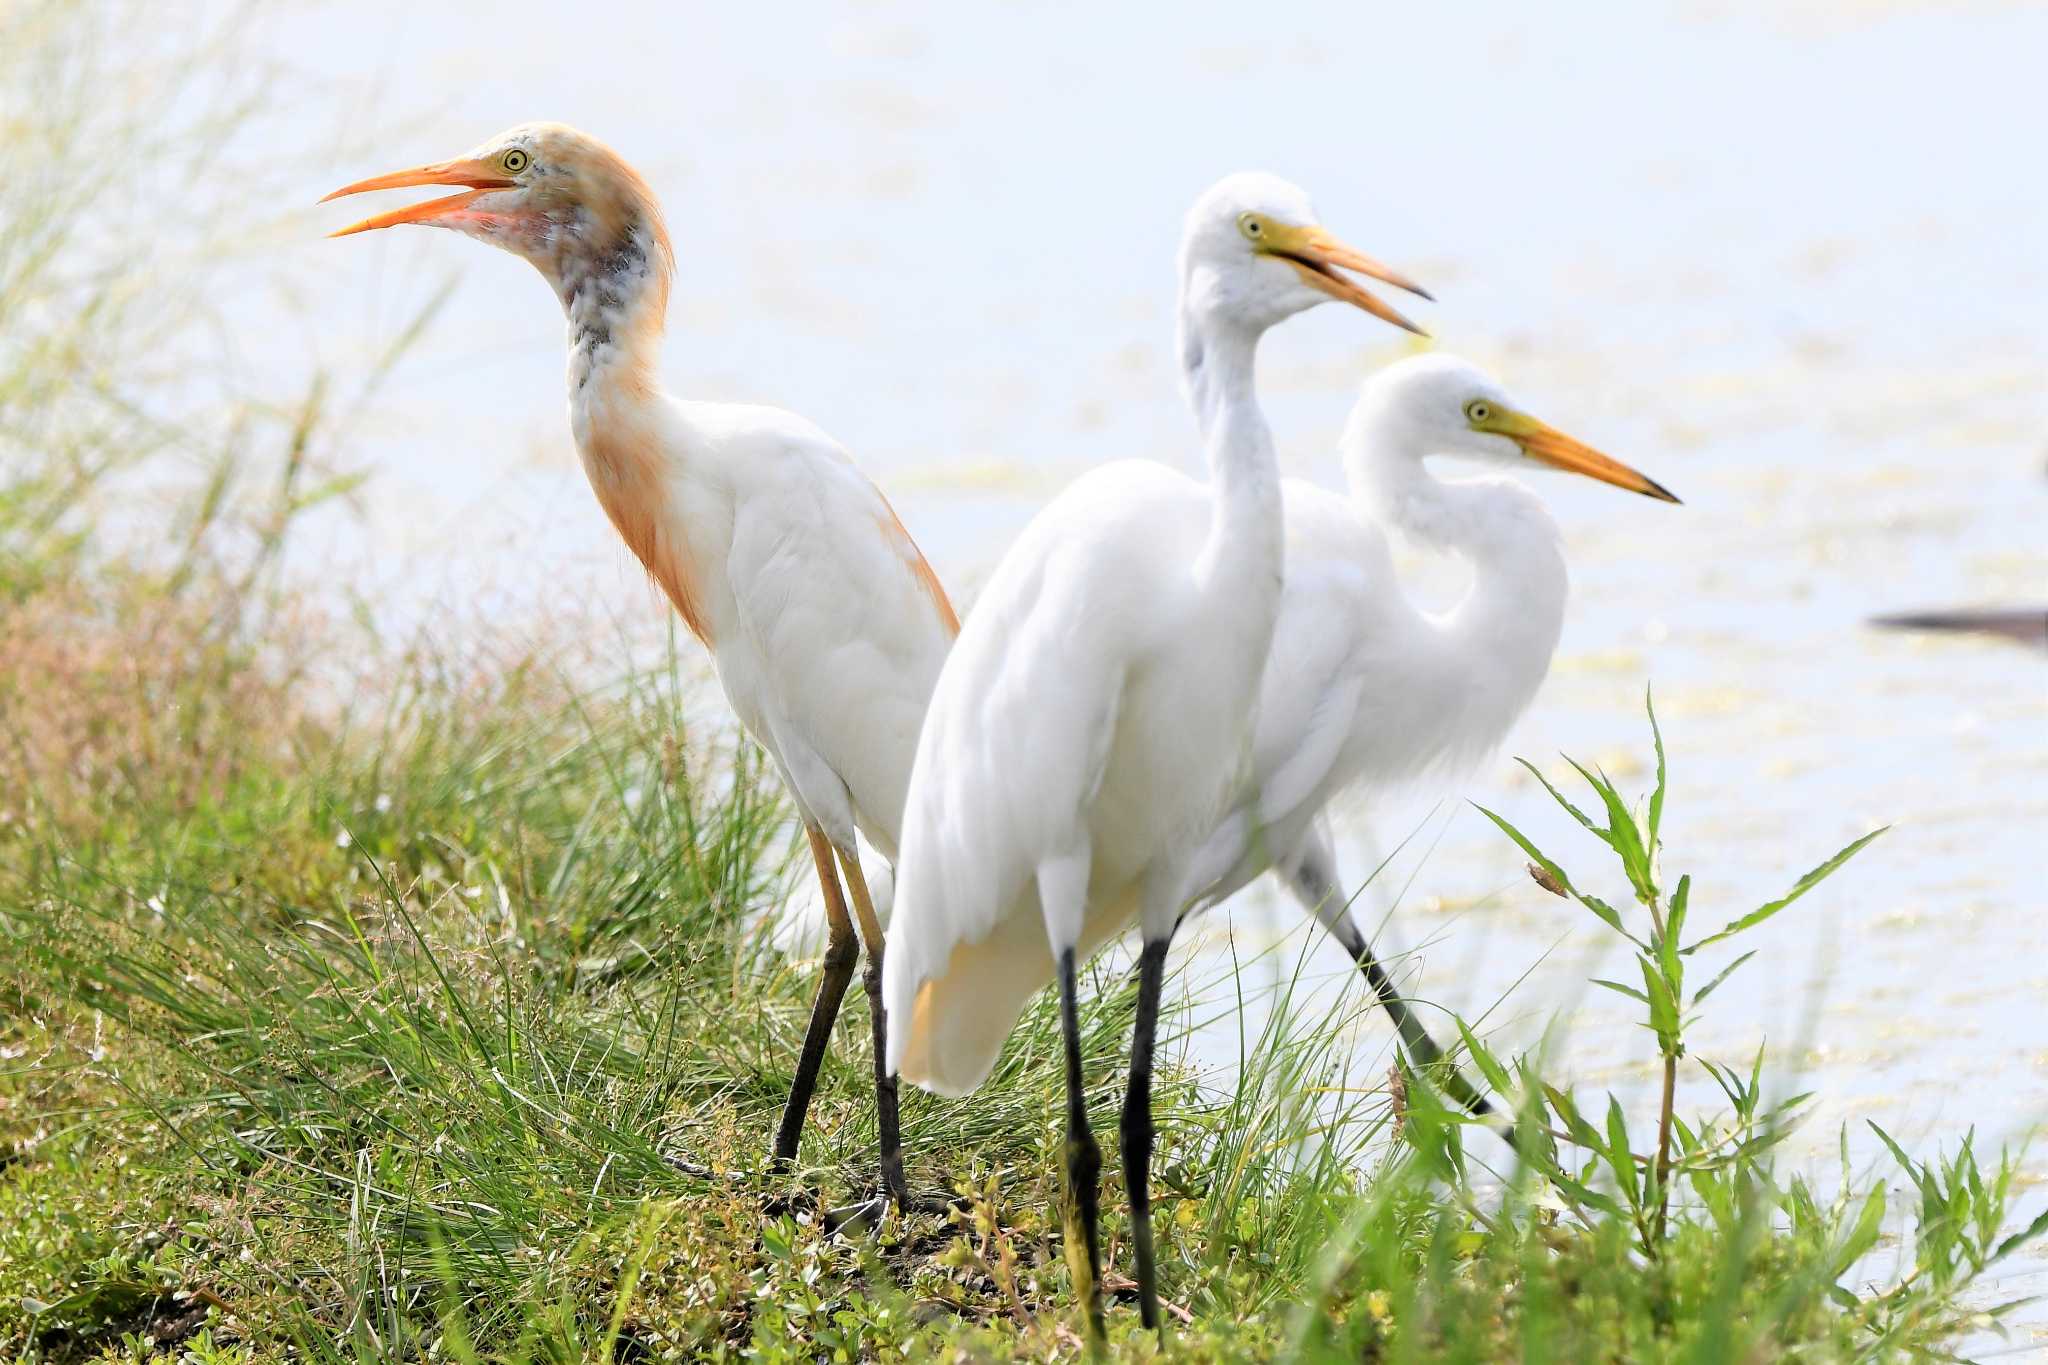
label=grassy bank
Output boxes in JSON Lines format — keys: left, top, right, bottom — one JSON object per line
{"left": 4, "top": 3, "right": 2044, "bottom": 1359}
{"left": 5, "top": 583, "right": 2044, "bottom": 1362}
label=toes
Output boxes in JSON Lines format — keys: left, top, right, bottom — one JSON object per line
{"left": 821, "top": 1196, "right": 889, "bottom": 1237}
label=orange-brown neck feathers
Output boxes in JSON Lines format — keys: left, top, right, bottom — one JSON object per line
{"left": 571, "top": 138, "right": 674, "bottom": 324}
{"left": 535, "top": 132, "right": 675, "bottom": 394}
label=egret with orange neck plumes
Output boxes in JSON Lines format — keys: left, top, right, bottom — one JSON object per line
{"left": 324, "top": 124, "right": 957, "bottom": 1219}
{"left": 881, "top": 173, "right": 1432, "bottom": 1343}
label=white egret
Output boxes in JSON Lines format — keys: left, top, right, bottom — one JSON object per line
{"left": 323, "top": 124, "right": 958, "bottom": 1216}
{"left": 1176, "top": 352, "right": 1678, "bottom": 1113}
{"left": 883, "top": 173, "right": 1430, "bottom": 1340}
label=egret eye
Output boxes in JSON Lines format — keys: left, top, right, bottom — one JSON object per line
{"left": 1465, "top": 400, "right": 1493, "bottom": 425}
{"left": 501, "top": 148, "right": 530, "bottom": 174}
{"left": 1238, "top": 213, "right": 1264, "bottom": 241}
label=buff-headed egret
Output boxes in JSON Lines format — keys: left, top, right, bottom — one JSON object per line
{"left": 882, "top": 173, "right": 1431, "bottom": 1341}
{"left": 323, "top": 124, "right": 957, "bottom": 1219}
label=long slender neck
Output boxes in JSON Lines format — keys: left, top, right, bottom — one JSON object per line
{"left": 1344, "top": 406, "right": 1569, "bottom": 765}
{"left": 553, "top": 215, "right": 670, "bottom": 403}
{"left": 1178, "top": 300, "right": 1281, "bottom": 603}
{"left": 541, "top": 208, "right": 716, "bottom": 642}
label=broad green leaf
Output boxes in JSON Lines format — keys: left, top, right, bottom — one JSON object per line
{"left": 1686, "top": 828, "right": 1888, "bottom": 953}
{"left": 1639, "top": 956, "right": 1680, "bottom": 1046}
{"left": 1568, "top": 756, "right": 1655, "bottom": 901}
{"left": 1545, "top": 1083, "right": 1603, "bottom": 1152}
{"left": 1670, "top": 1112, "right": 1698, "bottom": 1156}
{"left": 1455, "top": 1016, "right": 1514, "bottom": 1098}
{"left": 1549, "top": 1166, "right": 1627, "bottom": 1219}
{"left": 1665, "top": 874, "right": 1691, "bottom": 958}
{"left": 1604, "top": 1096, "right": 1638, "bottom": 1203}
{"left": 1833, "top": 1184, "right": 1887, "bottom": 1277}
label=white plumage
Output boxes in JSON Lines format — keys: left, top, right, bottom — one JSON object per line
{"left": 886, "top": 458, "right": 1225, "bottom": 1088}
{"left": 325, "top": 123, "right": 958, "bottom": 1214}
{"left": 688, "top": 398, "right": 955, "bottom": 857}
{"left": 882, "top": 171, "right": 1430, "bottom": 1340}
{"left": 1182, "top": 353, "right": 1679, "bottom": 924}
{"left": 884, "top": 176, "right": 1429, "bottom": 1096}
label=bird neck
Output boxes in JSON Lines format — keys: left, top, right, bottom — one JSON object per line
{"left": 542, "top": 208, "right": 715, "bottom": 643}
{"left": 1179, "top": 306, "right": 1282, "bottom": 605}
{"left": 553, "top": 211, "right": 672, "bottom": 401}
{"left": 1345, "top": 411, "right": 1569, "bottom": 760}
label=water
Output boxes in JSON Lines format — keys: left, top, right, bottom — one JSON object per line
{"left": 232, "top": 0, "right": 2046, "bottom": 1342}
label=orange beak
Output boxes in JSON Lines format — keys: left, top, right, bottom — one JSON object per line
{"left": 320, "top": 158, "right": 519, "bottom": 237}
{"left": 1268, "top": 224, "right": 1434, "bottom": 336}
{"left": 1510, "top": 415, "right": 1681, "bottom": 503}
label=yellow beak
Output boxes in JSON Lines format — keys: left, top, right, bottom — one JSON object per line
{"left": 1262, "top": 223, "right": 1433, "bottom": 336}
{"left": 1504, "top": 413, "right": 1680, "bottom": 503}
{"left": 320, "top": 158, "right": 518, "bottom": 237}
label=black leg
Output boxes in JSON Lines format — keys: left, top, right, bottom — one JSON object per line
{"left": 1120, "top": 937, "right": 1169, "bottom": 1339}
{"left": 772, "top": 831, "right": 860, "bottom": 1169}
{"left": 862, "top": 954, "right": 911, "bottom": 1209}
{"left": 1350, "top": 939, "right": 1512, "bottom": 1144}
{"left": 1057, "top": 947, "right": 1106, "bottom": 1346}
{"left": 1290, "top": 835, "right": 1513, "bottom": 1145}
{"left": 833, "top": 845, "right": 920, "bottom": 1216}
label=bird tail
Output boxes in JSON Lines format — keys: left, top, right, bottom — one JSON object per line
{"left": 892, "top": 884, "right": 1139, "bottom": 1097}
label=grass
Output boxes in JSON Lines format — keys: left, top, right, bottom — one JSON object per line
{"left": 4, "top": 3, "right": 2044, "bottom": 1359}
{"left": 7, "top": 616, "right": 2043, "bottom": 1363}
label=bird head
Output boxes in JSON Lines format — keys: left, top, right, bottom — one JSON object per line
{"left": 1351, "top": 354, "right": 1679, "bottom": 502}
{"left": 1179, "top": 172, "right": 1432, "bottom": 336}
{"left": 322, "top": 123, "right": 673, "bottom": 314}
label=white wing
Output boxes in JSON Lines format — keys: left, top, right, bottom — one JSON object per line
{"left": 703, "top": 401, "right": 955, "bottom": 859}
{"left": 883, "top": 460, "right": 1207, "bottom": 1095}
{"left": 1183, "top": 480, "right": 1391, "bottom": 910}
{"left": 1249, "top": 481, "right": 1392, "bottom": 827}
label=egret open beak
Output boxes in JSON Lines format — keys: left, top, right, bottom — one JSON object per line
{"left": 1503, "top": 412, "right": 1680, "bottom": 503}
{"left": 320, "top": 158, "right": 518, "bottom": 237}
{"left": 1263, "top": 224, "right": 1434, "bottom": 336}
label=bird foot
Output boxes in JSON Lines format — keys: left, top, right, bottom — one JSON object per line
{"left": 661, "top": 1152, "right": 753, "bottom": 1186}
{"left": 820, "top": 1195, "right": 890, "bottom": 1237}
{"left": 820, "top": 1190, "right": 970, "bottom": 1238}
